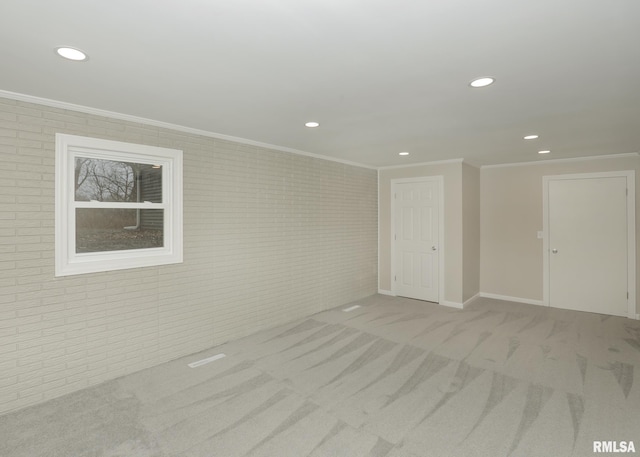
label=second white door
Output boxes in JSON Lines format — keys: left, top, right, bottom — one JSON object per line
{"left": 393, "top": 179, "right": 440, "bottom": 302}
{"left": 547, "top": 175, "right": 630, "bottom": 316}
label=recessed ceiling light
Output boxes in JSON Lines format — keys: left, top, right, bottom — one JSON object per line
{"left": 305, "top": 121, "right": 319, "bottom": 128}
{"left": 469, "top": 77, "right": 495, "bottom": 88}
{"left": 55, "top": 46, "right": 88, "bottom": 61}
{"left": 538, "top": 150, "right": 551, "bottom": 154}
{"left": 399, "top": 152, "right": 410, "bottom": 156}
{"left": 524, "top": 134, "right": 539, "bottom": 140}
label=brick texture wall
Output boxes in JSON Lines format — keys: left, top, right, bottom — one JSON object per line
{"left": 0, "top": 97, "right": 378, "bottom": 415}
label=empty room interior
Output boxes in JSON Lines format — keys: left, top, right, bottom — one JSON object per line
{"left": 1, "top": 1, "right": 640, "bottom": 456}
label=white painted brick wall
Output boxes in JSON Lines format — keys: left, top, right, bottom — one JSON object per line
{"left": 0, "top": 97, "right": 378, "bottom": 415}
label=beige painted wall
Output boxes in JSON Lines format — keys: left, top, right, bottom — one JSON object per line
{"left": 0, "top": 97, "right": 378, "bottom": 415}
{"left": 462, "top": 163, "right": 480, "bottom": 302}
{"left": 480, "top": 155, "right": 640, "bottom": 314}
{"left": 378, "top": 161, "right": 464, "bottom": 304}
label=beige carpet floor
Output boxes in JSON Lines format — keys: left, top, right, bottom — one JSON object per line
{"left": 1, "top": 294, "right": 639, "bottom": 457}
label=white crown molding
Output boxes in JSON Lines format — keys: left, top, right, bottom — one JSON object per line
{"left": 5, "top": 90, "right": 634, "bottom": 173}
{"left": 461, "top": 159, "right": 482, "bottom": 169}
{"left": 378, "top": 158, "right": 482, "bottom": 171}
{"left": 481, "top": 152, "right": 640, "bottom": 169}
{"left": 0, "top": 89, "right": 376, "bottom": 170}
{"left": 378, "top": 158, "right": 464, "bottom": 171}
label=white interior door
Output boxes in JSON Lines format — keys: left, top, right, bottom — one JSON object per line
{"left": 393, "top": 180, "right": 440, "bottom": 302}
{"left": 547, "top": 175, "right": 629, "bottom": 316}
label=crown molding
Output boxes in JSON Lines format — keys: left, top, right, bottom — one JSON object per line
{"left": 377, "top": 158, "right": 464, "bottom": 171}
{"left": 0, "top": 90, "right": 376, "bottom": 170}
{"left": 481, "top": 152, "right": 640, "bottom": 169}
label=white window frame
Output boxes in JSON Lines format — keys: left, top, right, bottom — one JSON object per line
{"left": 55, "top": 133, "right": 183, "bottom": 276}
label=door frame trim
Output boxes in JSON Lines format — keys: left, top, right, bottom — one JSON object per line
{"left": 542, "top": 171, "right": 636, "bottom": 318}
{"left": 391, "top": 176, "right": 445, "bottom": 304}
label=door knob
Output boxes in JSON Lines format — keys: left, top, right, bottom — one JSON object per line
{"left": 552, "top": 249, "right": 558, "bottom": 254}
{"left": 431, "top": 246, "right": 437, "bottom": 251}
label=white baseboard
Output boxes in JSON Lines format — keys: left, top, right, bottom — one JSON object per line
{"left": 378, "top": 290, "right": 462, "bottom": 309}
{"left": 378, "top": 289, "right": 395, "bottom": 296}
{"left": 440, "top": 300, "right": 464, "bottom": 309}
{"left": 463, "top": 293, "right": 480, "bottom": 307}
{"left": 378, "top": 290, "right": 635, "bottom": 318}
{"left": 479, "top": 292, "right": 546, "bottom": 307}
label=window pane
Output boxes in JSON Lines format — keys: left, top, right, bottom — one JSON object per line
{"left": 76, "top": 209, "right": 164, "bottom": 253}
{"left": 75, "top": 158, "right": 162, "bottom": 203}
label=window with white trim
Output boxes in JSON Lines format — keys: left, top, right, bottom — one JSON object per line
{"left": 55, "top": 134, "right": 183, "bottom": 276}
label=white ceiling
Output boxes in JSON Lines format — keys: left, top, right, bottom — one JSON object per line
{"left": 1, "top": 0, "right": 639, "bottom": 167}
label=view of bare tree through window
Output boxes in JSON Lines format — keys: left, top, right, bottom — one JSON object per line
{"left": 76, "top": 158, "right": 133, "bottom": 201}
{"left": 74, "top": 158, "right": 164, "bottom": 253}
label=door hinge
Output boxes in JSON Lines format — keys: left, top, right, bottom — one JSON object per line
{"left": 394, "top": 275, "right": 397, "bottom": 282}
{"left": 628, "top": 292, "right": 629, "bottom": 299}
